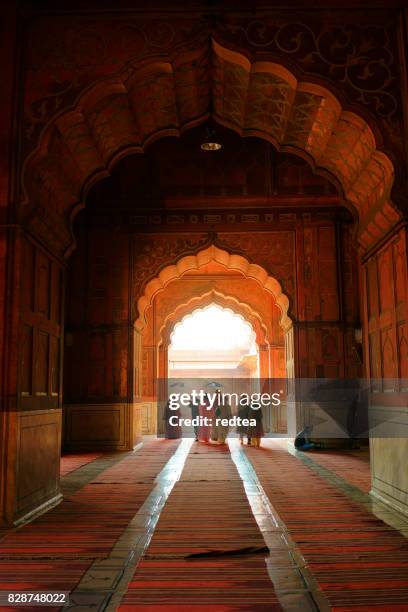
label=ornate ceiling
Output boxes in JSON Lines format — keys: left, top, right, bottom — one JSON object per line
{"left": 17, "top": 6, "right": 406, "bottom": 256}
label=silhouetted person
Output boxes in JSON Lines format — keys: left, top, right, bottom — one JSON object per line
{"left": 294, "top": 425, "right": 319, "bottom": 450}
{"left": 247, "top": 404, "right": 264, "bottom": 448}
{"left": 163, "top": 400, "right": 181, "bottom": 439}
{"left": 189, "top": 398, "right": 199, "bottom": 441}
{"left": 236, "top": 401, "right": 250, "bottom": 445}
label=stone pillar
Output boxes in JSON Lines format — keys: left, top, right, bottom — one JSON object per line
{"left": 1, "top": 7, "right": 63, "bottom": 526}
{"left": 63, "top": 223, "right": 138, "bottom": 451}
{"left": 363, "top": 226, "right": 408, "bottom": 516}
{"left": 1, "top": 231, "right": 64, "bottom": 526}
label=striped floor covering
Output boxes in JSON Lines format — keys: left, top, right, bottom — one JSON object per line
{"left": 119, "top": 442, "right": 281, "bottom": 611}
{"left": 60, "top": 452, "right": 102, "bottom": 476}
{"left": 0, "top": 439, "right": 180, "bottom": 607}
{"left": 1, "top": 439, "right": 407, "bottom": 611}
{"left": 244, "top": 442, "right": 408, "bottom": 611}
{"left": 267, "top": 440, "right": 371, "bottom": 494}
{"left": 299, "top": 448, "right": 371, "bottom": 493}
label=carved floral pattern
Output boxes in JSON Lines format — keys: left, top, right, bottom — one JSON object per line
{"left": 19, "top": 14, "right": 405, "bottom": 258}
{"left": 132, "top": 232, "right": 296, "bottom": 317}
{"left": 23, "top": 13, "right": 403, "bottom": 157}
{"left": 132, "top": 233, "right": 211, "bottom": 305}
{"left": 218, "top": 16, "right": 401, "bottom": 123}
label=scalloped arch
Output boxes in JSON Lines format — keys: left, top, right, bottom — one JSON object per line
{"left": 135, "top": 245, "right": 292, "bottom": 334}
{"left": 22, "top": 39, "right": 401, "bottom": 254}
{"left": 158, "top": 290, "right": 270, "bottom": 348}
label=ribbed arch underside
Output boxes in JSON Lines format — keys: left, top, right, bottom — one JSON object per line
{"left": 22, "top": 39, "right": 400, "bottom": 253}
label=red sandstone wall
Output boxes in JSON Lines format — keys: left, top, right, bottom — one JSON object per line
{"left": 0, "top": 234, "right": 64, "bottom": 525}
{"left": 63, "top": 216, "right": 362, "bottom": 443}
{"left": 363, "top": 227, "right": 408, "bottom": 390}
{"left": 63, "top": 224, "right": 137, "bottom": 451}
{"left": 19, "top": 238, "right": 63, "bottom": 411}
{"left": 16, "top": 237, "right": 63, "bottom": 520}
{"left": 0, "top": 4, "right": 18, "bottom": 525}
{"left": 65, "top": 226, "right": 130, "bottom": 402}
{"left": 295, "top": 223, "right": 361, "bottom": 379}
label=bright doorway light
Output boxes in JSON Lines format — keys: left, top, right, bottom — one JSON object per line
{"left": 170, "top": 304, "right": 255, "bottom": 352}
{"left": 168, "top": 304, "right": 258, "bottom": 374}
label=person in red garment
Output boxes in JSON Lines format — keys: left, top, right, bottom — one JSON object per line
{"left": 198, "top": 393, "right": 213, "bottom": 442}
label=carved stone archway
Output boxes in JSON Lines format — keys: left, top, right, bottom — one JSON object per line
{"left": 158, "top": 297, "right": 280, "bottom": 436}
{"left": 157, "top": 291, "right": 271, "bottom": 382}
{"left": 134, "top": 251, "right": 291, "bottom": 435}
{"left": 21, "top": 40, "right": 401, "bottom": 257}
{"left": 135, "top": 245, "right": 292, "bottom": 335}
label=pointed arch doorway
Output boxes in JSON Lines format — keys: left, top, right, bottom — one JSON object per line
{"left": 134, "top": 248, "right": 292, "bottom": 438}
{"left": 164, "top": 303, "right": 268, "bottom": 438}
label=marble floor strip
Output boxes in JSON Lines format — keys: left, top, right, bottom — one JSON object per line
{"left": 67, "top": 439, "right": 193, "bottom": 611}
{"left": 229, "top": 440, "right": 331, "bottom": 612}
